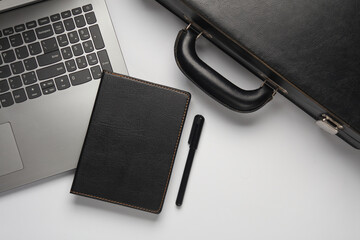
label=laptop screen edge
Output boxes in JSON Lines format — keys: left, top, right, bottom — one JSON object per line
{"left": 0, "top": 0, "right": 43, "bottom": 13}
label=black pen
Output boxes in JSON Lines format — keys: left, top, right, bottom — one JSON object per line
{"left": 176, "top": 115, "right": 205, "bottom": 206}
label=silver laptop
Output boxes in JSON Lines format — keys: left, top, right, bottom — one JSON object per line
{"left": 0, "top": 0, "right": 128, "bottom": 193}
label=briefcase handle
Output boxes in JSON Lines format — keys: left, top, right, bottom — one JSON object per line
{"left": 175, "top": 27, "right": 275, "bottom": 113}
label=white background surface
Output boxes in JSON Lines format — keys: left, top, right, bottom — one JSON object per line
{"left": 1, "top": 0, "right": 360, "bottom": 239}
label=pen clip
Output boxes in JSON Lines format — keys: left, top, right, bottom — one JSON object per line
{"left": 188, "top": 115, "right": 205, "bottom": 149}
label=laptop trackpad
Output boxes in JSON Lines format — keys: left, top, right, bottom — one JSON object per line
{"left": 0, "top": 123, "right": 23, "bottom": 177}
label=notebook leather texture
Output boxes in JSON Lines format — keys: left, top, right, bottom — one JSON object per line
{"left": 71, "top": 72, "right": 191, "bottom": 214}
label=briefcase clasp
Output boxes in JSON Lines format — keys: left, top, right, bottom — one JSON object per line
{"left": 316, "top": 114, "right": 343, "bottom": 135}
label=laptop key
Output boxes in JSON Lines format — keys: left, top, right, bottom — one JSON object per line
{"left": 41, "top": 37, "right": 58, "bottom": 53}
{"left": 12, "top": 88, "right": 27, "bottom": 103}
{"left": 89, "top": 25, "right": 104, "bottom": 50}
{"left": 50, "top": 14, "right": 61, "bottom": 22}
{"left": 26, "top": 84, "right": 42, "bottom": 99}
{"left": 69, "top": 69, "right": 92, "bottom": 86}
{"left": 0, "top": 92, "right": 14, "bottom": 107}
{"left": 2, "top": 50, "right": 16, "bottom": 63}
{"left": 9, "top": 34, "right": 23, "bottom": 47}
{"left": 53, "top": 22, "right": 65, "bottom": 34}
{"left": 79, "top": 28, "right": 90, "bottom": 40}
{"left": 11, "top": 62, "right": 25, "bottom": 75}
{"left": 83, "top": 4, "right": 93, "bottom": 12}
{"left": 42, "top": 86, "right": 56, "bottom": 95}
{"left": 23, "top": 30, "right": 36, "bottom": 43}
{"left": 55, "top": 75, "right": 70, "bottom": 90}
{"left": 87, "top": 53, "right": 98, "bottom": 66}
{"left": 9, "top": 76, "right": 23, "bottom": 89}
{"left": 22, "top": 71, "right": 37, "bottom": 85}
{"left": 15, "top": 24, "right": 26, "bottom": 33}
{"left": 36, "top": 62, "right": 66, "bottom": 80}
{"left": 90, "top": 65, "right": 102, "bottom": 79}
{"left": 37, "top": 50, "right": 62, "bottom": 67}
{"left": 65, "top": 59, "right": 77, "bottom": 72}
{"left": 61, "top": 10, "right": 71, "bottom": 19}
{"left": 85, "top": 12, "right": 97, "bottom": 24}
{"left": 29, "top": 42, "right": 42, "bottom": 55}
{"left": 40, "top": 80, "right": 56, "bottom": 95}
{"left": 76, "top": 56, "right": 87, "bottom": 69}
{"left": 0, "top": 80, "right": 10, "bottom": 93}
{"left": 74, "top": 15, "right": 86, "bottom": 28}
{"left": 38, "top": 17, "right": 50, "bottom": 26}
{"left": 61, "top": 47, "right": 73, "bottom": 60}
{"left": 26, "top": 21, "right": 37, "bottom": 29}
{"left": 40, "top": 79, "right": 54, "bottom": 89}
{"left": 72, "top": 7, "right": 82, "bottom": 15}
{"left": 57, "top": 34, "right": 69, "bottom": 47}
{"left": 35, "top": 25, "right": 54, "bottom": 39}
{"left": 68, "top": 31, "right": 79, "bottom": 44}
{"left": 97, "top": 50, "right": 112, "bottom": 72}
{"left": 3, "top": 28, "right": 14, "bottom": 36}
{"left": 0, "top": 65, "right": 11, "bottom": 78}
{"left": 0, "top": 38, "right": 10, "bottom": 51}
{"left": 72, "top": 43, "right": 83, "bottom": 56}
{"left": 83, "top": 40, "right": 94, "bottom": 53}
{"left": 24, "top": 57, "right": 38, "bottom": 71}
{"left": 64, "top": 18, "right": 76, "bottom": 31}
{"left": 15, "top": 46, "right": 29, "bottom": 59}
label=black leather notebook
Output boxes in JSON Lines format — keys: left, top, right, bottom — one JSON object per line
{"left": 71, "top": 72, "right": 191, "bottom": 214}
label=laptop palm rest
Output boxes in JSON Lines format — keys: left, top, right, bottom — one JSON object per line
{"left": 0, "top": 123, "right": 24, "bottom": 177}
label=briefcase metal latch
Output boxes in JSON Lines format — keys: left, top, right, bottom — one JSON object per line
{"left": 316, "top": 114, "right": 343, "bottom": 135}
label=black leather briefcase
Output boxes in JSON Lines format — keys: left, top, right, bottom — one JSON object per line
{"left": 155, "top": 0, "right": 360, "bottom": 149}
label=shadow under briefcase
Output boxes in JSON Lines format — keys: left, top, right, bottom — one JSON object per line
{"left": 155, "top": 0, "right": 360, "bottom": 149}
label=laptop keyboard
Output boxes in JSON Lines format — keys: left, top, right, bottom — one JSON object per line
{"left": 0, "top": 4, "right": 112, "bottom": 109}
